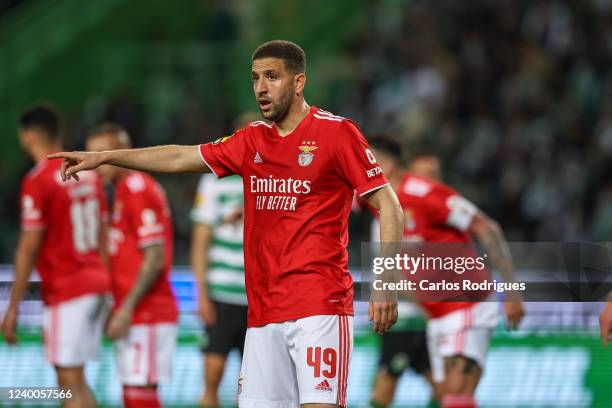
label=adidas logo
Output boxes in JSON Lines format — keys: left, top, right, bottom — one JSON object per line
{"left": 315, "top": 379, "right": 332, "bottom": 392}
{"left": 254, "top": 152, "right": 263, "bottom": 164}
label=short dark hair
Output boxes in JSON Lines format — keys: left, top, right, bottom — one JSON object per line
{"left": 252, "top": 40, "right": 306, "bottom": 74}
{"left": 87, "top": 122, "right": 132, "bottom": 147}
{"left": 409, "top": 146, "right": 440, "bottom": 163}
{"left": 368, "top": 134, "right": 403, "bottom": 163}
{"left": 19, "top": 105, "right": 61, "bottom": 139}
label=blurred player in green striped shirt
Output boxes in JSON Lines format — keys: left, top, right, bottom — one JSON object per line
{"left": 190, "top": 173, "right": 246, "bottom": 408}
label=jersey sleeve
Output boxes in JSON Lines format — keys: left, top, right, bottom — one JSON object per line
{"left": 199, "top": 128, "right": 248, "bottom": 178}
{"left": 19, "top": 176, "right": 46, "bottom": 231}
{"left": 126, "top": 185, "right": 167, "bottom": 248}
{"left": 428, "top": 185, "right": 478, "bottom": 232}
{"left": 190, "top": 174, "right": 220, "bottom": 226}
{"left": 334, "top": 120, "right": 389, "bottom": 196}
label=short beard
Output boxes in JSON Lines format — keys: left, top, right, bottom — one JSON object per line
{"left": 261, "top": 87, "right": 293, "bottom": 123}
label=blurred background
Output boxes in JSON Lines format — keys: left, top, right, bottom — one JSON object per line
{"left": 1, "top": 0, "right": 612, "bottom": 407}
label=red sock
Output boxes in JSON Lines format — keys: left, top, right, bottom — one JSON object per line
{"left": 123, "top": 386, "right": 161, "bottom": 408}
{"left": 442, "top": 394, "right": 477, "bottom": 408}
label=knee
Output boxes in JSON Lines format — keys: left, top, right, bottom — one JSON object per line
{"left": 204, "top": 354, "right": 227, "bottom": 385}
{"left": 443, "top": 355, "right": 481, "bottom": 395}
{"left": 55, "top": 367, "right": 86, "bottom": 388}
{"left": 445, "top": 355, "right": 479, "bottom": 376}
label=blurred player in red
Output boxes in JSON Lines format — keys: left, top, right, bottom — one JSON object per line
{"left": 50, "top": 40, "right": 403, "bottom": 408}
{"left": 2, "top": 106, "right": 110, "bottom": 408}
{"left": 360, "top": 138, "right": 437, "bottom": 408}
{"left": 369, "top": 136, "right": 525, "bottom": 408}
{"left": 86, "top": 123, "right": 178, "bottom": 408}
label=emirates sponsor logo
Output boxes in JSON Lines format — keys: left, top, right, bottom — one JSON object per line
{"left": 251, "top": 175, "right": 312, "bottom": 212}
{"left": 249, "top": 175, "right": 311, "bottom": 194}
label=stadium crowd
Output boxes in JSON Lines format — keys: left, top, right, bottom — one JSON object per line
{"left": 3, "top": 0, "right": 612, "bottom": 264}
{"left": 341, "top": 0, "right": 612, "bottom": 242}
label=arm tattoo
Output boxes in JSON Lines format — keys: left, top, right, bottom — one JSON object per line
{"left": 121, "top": 244, "right": 165, "bottom": 312}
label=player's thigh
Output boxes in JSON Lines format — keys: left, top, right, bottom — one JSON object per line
{"left": 230, "top": 303, "right": 248, "bottom": 354}
{"left": 203, "top": 301, "right": 232, "bottom": 356}
{"left": 204, "top": 301, "right": 247, "bottom": 356}
{"left": 426, "top": 326, "right": 445, "bottom": 385}
{"left": 406, "top": 330, "right": 431, "bottom": 376}
{"left": 154, "top": 323, "right": 177, "bottom": 384}
{"left": 43, "top": 293, "right": 107, "bottom": 367}
{"left": 115, "top": 323, "right": 177, "bottom": 386}
{"left": 239, "top": 323, "right": 299, "bottom": 408}
{"left": 378, "top": 331, "right": 415, "bottom": 379}
{"left": 290, "top": 315, "right": 353, "bottom": 408}
{"left": 426, "top": 306, "right": 491, "bottom": 385}
{"left": 444, "top": 326, "right": 491, "bottom": 372}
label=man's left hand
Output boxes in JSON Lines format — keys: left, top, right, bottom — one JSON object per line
{"left": 106, "top": 308, "right": 132, "bottom": 340}
{"left": 369, "top": 299, "right": 398, "bottom": 334}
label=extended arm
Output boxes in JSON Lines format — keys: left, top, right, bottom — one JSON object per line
{"left": 48, "top": 145, "right": 209, "bottom": 181}
{"left": 190, "top": 223, "right": 217, "bottom": 325}
{"left": 99, "top": 221, "right": 109, "bottom": 268}
{"left": 364, "top": 185, "right": 403, "bottom": 334}
{"left": 2, "top": 230, "right": 44, "bottom": 344}
{"left": 470, "top": 212, "right": 525, "bottom": 328}
{"left": 106, "top": 244, "right": 165, "bottom": 339}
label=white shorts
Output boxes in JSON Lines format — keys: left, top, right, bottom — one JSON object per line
{"left": 238, "top": 314, "right": 353, "bottom": 408}
{"left": 115, "top": 323, "right": 178, "bottom": 386}
{"left": 43, "top": 293, "right": 108, "bottom": 368}
{"left": 427, "top": 302, "right": 498, "bottom": 383}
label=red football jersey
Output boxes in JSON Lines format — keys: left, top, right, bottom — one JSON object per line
{"left": 200, "top": 106, "right": 389, "bottom": 327}
{"left": 108, "top": 171, "right": 178, "bottom": 324}
{"left": 19, "top": 159, "right": 110, "bottom": 305}
{"left": 396, "top": 173, "right": 491, "bottom": 317}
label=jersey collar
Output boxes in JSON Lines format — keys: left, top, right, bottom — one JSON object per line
{"left": 270, "top": 105, "right": 317, "bottom": 140}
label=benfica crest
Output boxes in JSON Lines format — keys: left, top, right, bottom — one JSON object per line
{"left": 298, "top": 142, "right": 318, "bottom": 167}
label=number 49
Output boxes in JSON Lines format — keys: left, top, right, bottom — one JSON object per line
{"left": 306, "top": 347, "right": 337, "bottom": 378}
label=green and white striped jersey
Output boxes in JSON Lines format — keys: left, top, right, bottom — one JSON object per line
{"left": 191, "top": 174, "right": 246, "bottom": 305}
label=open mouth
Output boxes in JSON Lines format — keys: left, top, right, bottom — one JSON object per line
{"left": 258, "top": 99, "right": 272, "bottom": 111}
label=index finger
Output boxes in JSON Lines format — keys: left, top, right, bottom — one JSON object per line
{"left": 601, "top": 319, "right": 610, "bottom": 347}
{"left": 47, "top": 152, "right": 73, "bottom": 159}
{"left": 385, "top": 305, "right": 398, "bottom": 332}
{"left": 372, "top": 305, "right": 382, "bottom": 333}
{"left": 376, "top": 305, "right": 388, "bottom": 334}
{"left": 60, "top": 160, "right": 68, "bottom": 182}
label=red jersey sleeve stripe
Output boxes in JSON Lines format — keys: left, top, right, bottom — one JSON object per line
{"left": 357, "top": 180, "right": 390, "bottom": 197}
{"left": 198, "top": 144, "right": 220, "bottom": 177}
{"left": 138, "top": 237, "right": 165, "bottom": 248}
{"left": 21, "top": 221, "right": 45, "bottom": 230}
